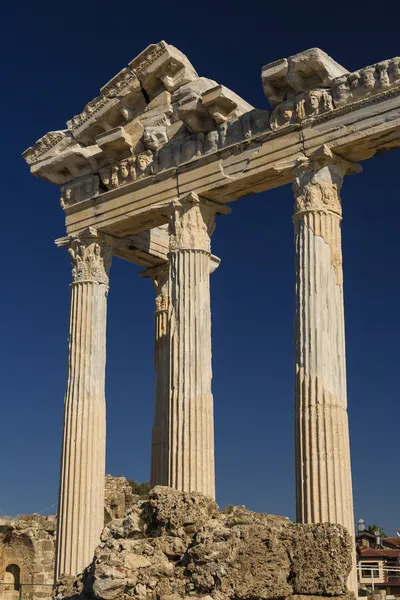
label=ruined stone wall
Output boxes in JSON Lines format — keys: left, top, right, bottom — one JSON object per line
{"left": 0, "top": 476, "right": 136, "bottom": 598}
{"left": 104, "top": 476, "right": 138, "bottom": 524}
{"left": 56, "top": 486, "right": 354, "bottom": 600}
{"left": 0, "top": 514, "right": 56, "bottom": 600}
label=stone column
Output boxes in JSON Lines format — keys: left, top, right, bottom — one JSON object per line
{"left": 55, "top": 228, "right": 111, "bottom": 579}
{"left": 292, "top": 147, "right": 360, "bottom": 593}
{"left": 141, "top": 264, "right": 170, "bottom": 488}
{"left": 167, "top": 192, "right": 229, "bottom": 499}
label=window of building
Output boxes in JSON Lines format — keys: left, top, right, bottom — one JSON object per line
{"left": 361, "top": 562, "right": 380, "bottom": 579}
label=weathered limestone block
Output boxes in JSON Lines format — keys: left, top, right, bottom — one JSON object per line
{"left": 201, "top": 85, "right": 254, "bottom": 124}
{"left": 31, "top": 145, "right": 102, "bottom": 185}
{"left": 173, "top": 79, "right": 219, "bottom": 134}
{"left": 95, "top": 127, "right": 133, "bottom": 159}
{"left": 22, "top": 130, "right": 73, "bottom": 166}
{"left": 262, "top": 48, "right": 348, "bottom": 107}
{"left": 55, "top": 487, "right": 353, "bottom": 600}
{"left": 0, "top": 515, "right": 57, "bottom": 592}
{"left": 291, "top": 523, "right": 352, "bottom": 596}
{"left": 147, "top": 486, "right": 218, "bottom": 535}
{"left": 129, "top": 41, "right": 198, "bottom": 98}
{"left": 104, "top": 476, "right": 138, "bottom": 524}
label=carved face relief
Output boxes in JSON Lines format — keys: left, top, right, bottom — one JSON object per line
{"left": 391, "top": 60, "right": 400, "bottom": 80}
{"left": 111, "top": 166, "right": 119, "bottom": 188}
{"left": 362, "top": 68, "right": 376, "bottom": 90}
{"left": 348, "top": 73, "right": 360, "bottom": 90}
{"left": 333, "top": 79, "right": 351, "bottom": 106}
{"left": 120, "top": 163, "right": 129, "bottom": 178}
{"left": 307, "top": 92, "right": 321, "bottom": 115}
{"left": 137, "top": 152, "right": 153, "bottom": 175}
{"left": 377, "top": 62, "right": 390, "bottom": 88}
{"left": 282, "top": 106, "right": 294, "bottom": 122}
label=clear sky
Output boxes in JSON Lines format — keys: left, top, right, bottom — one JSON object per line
{"left": 0, "top": 2, "right": 399, "bottom": 536}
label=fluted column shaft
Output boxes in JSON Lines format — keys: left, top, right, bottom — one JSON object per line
{"left": 55, "top": 229, "right": 111, "bottom": 579}
{"left": 167, "top": 193, "right": 229, "bottom": 499}
{"left": 293, "top": 149, "right": 359, "bottom": 593}
{"left": 142, "top": 265, "right": 170, "bottom": 488}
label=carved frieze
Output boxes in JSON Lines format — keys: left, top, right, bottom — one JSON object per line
{"left": 143, "top": 126, "right": 168, "bottom": 151}
{"left": 271, "top": 89, "right": 333, "bottom": 128}
{"left": 98, "top": 152, "right": 154, "bottom": 191}
{"left": 271, "top": 57, "right": 400, "bottom": 129}
{"left": 60, "top": 176, "right": 100, "bottom": 209}
{"left": 331, "top": 58, "right": 400, "bottom": 107}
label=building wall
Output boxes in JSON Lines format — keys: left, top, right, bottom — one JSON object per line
{"left": 0, "top": 476, "right": 137, "bottom": 599}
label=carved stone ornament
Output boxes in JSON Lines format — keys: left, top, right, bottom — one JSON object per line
{"left": 271, "top": 88, "right": 334, "bottom": 128}
{"left": 270, "top": 56, "right": 400, "bottom": 129}
{"left": 155, "top": 290, "right": 168, "bottom": 312}
{"left": 292, "top": 147, "right": 358, "bottom": 217}
{"left": 293, "top": 172, "right": 342, "bottom": 217}
{"left": 68, "top": 229, "right": 112, "bottom": 285}
{"left": 169, "top": 193, "right": 230, "bottom": 253}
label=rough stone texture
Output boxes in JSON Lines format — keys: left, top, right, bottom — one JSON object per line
{"left": 55, "top": 487, "right": 353, "bottom": 600}
{"left": 104, "top": 476, "right": 139, "bottom": 524}
{"left": 0, "top": 515, "right": 56, "bottom": 598}
{"left": 0, "top": 477, "right": 139, "bottom": 597}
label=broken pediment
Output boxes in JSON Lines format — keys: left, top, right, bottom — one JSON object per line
{"left": 23, "top": 42, "right": 400, "bottom": 218}
{"left": 22, "top": 41, "right": 255, "bottom": 193}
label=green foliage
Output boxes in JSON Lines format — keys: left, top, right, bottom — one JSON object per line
{"left": 128, "top": 480, "right": 151, "bottom": 497}
{"left": 366, "top": 524, "right": 387, "bottom": 538}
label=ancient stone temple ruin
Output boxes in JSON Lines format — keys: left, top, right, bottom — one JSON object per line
{"left": 23, "top": 42, "right": 400, "bottom": 591}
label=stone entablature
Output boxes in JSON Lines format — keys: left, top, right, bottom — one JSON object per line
{"left": 268, "top": 56, "right": 400, "bottom": 129}
{"left": 22, "top": 45, "right": 400, "bottom": 226}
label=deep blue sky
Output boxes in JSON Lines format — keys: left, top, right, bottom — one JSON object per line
{"left": 0, "top": 3, "right": 399, "bottom": 535}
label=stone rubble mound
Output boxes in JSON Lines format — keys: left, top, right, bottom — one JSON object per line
{"left": 56, "top": 486, "right": 353, "bottom": 600}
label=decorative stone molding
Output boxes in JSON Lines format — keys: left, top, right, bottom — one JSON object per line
{"left": 60, "top": 175, "right": 99, "bottom": 208}
{"left": 56, "top": 228, "right": 112, "bottom": 285}
{"left": 262, "top": 48, "right": 348, "bottom": 107}
{"left": 269, "top": 56, "right": 400, "bottom": 129}
{"left": 292, "top": 146, "right": 361, "bottom": 218}
{"left": 22, "top": 131, "right": 69, "bottom": 165}
{"left": 169, "top": 193, "right": 230, "bottom": 253}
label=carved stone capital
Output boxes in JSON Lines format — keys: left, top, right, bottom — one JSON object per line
{"left": 292, "top": 146, "right": 361, "bottom": 218}
{"left": 57, "top": 227, "right": 112, "bottom": 285}
{"left": 141, "top": 263, "right": 169, "bottom": 312}
{"left": 168, "top": 192, "right": 230, "bottom": 253}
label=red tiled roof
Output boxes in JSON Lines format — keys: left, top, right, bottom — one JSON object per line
{"left": 361, "top": 549, "right": 400, "bottom": 558}
{"left": 385, "top": 538, "right": 400, "bottom": 547}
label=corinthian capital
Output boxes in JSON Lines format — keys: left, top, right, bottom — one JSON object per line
{"left": 141, "top": 264, "right": 169, "bottom": 312}
{"left": 57, "top": 228, "right": 112, "bottom": 285}
{"left": 292, "top": 146, "right": 361, "bottom": 219}
{"left": 168, "top": 192, "right": 230, "bottom": 253}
